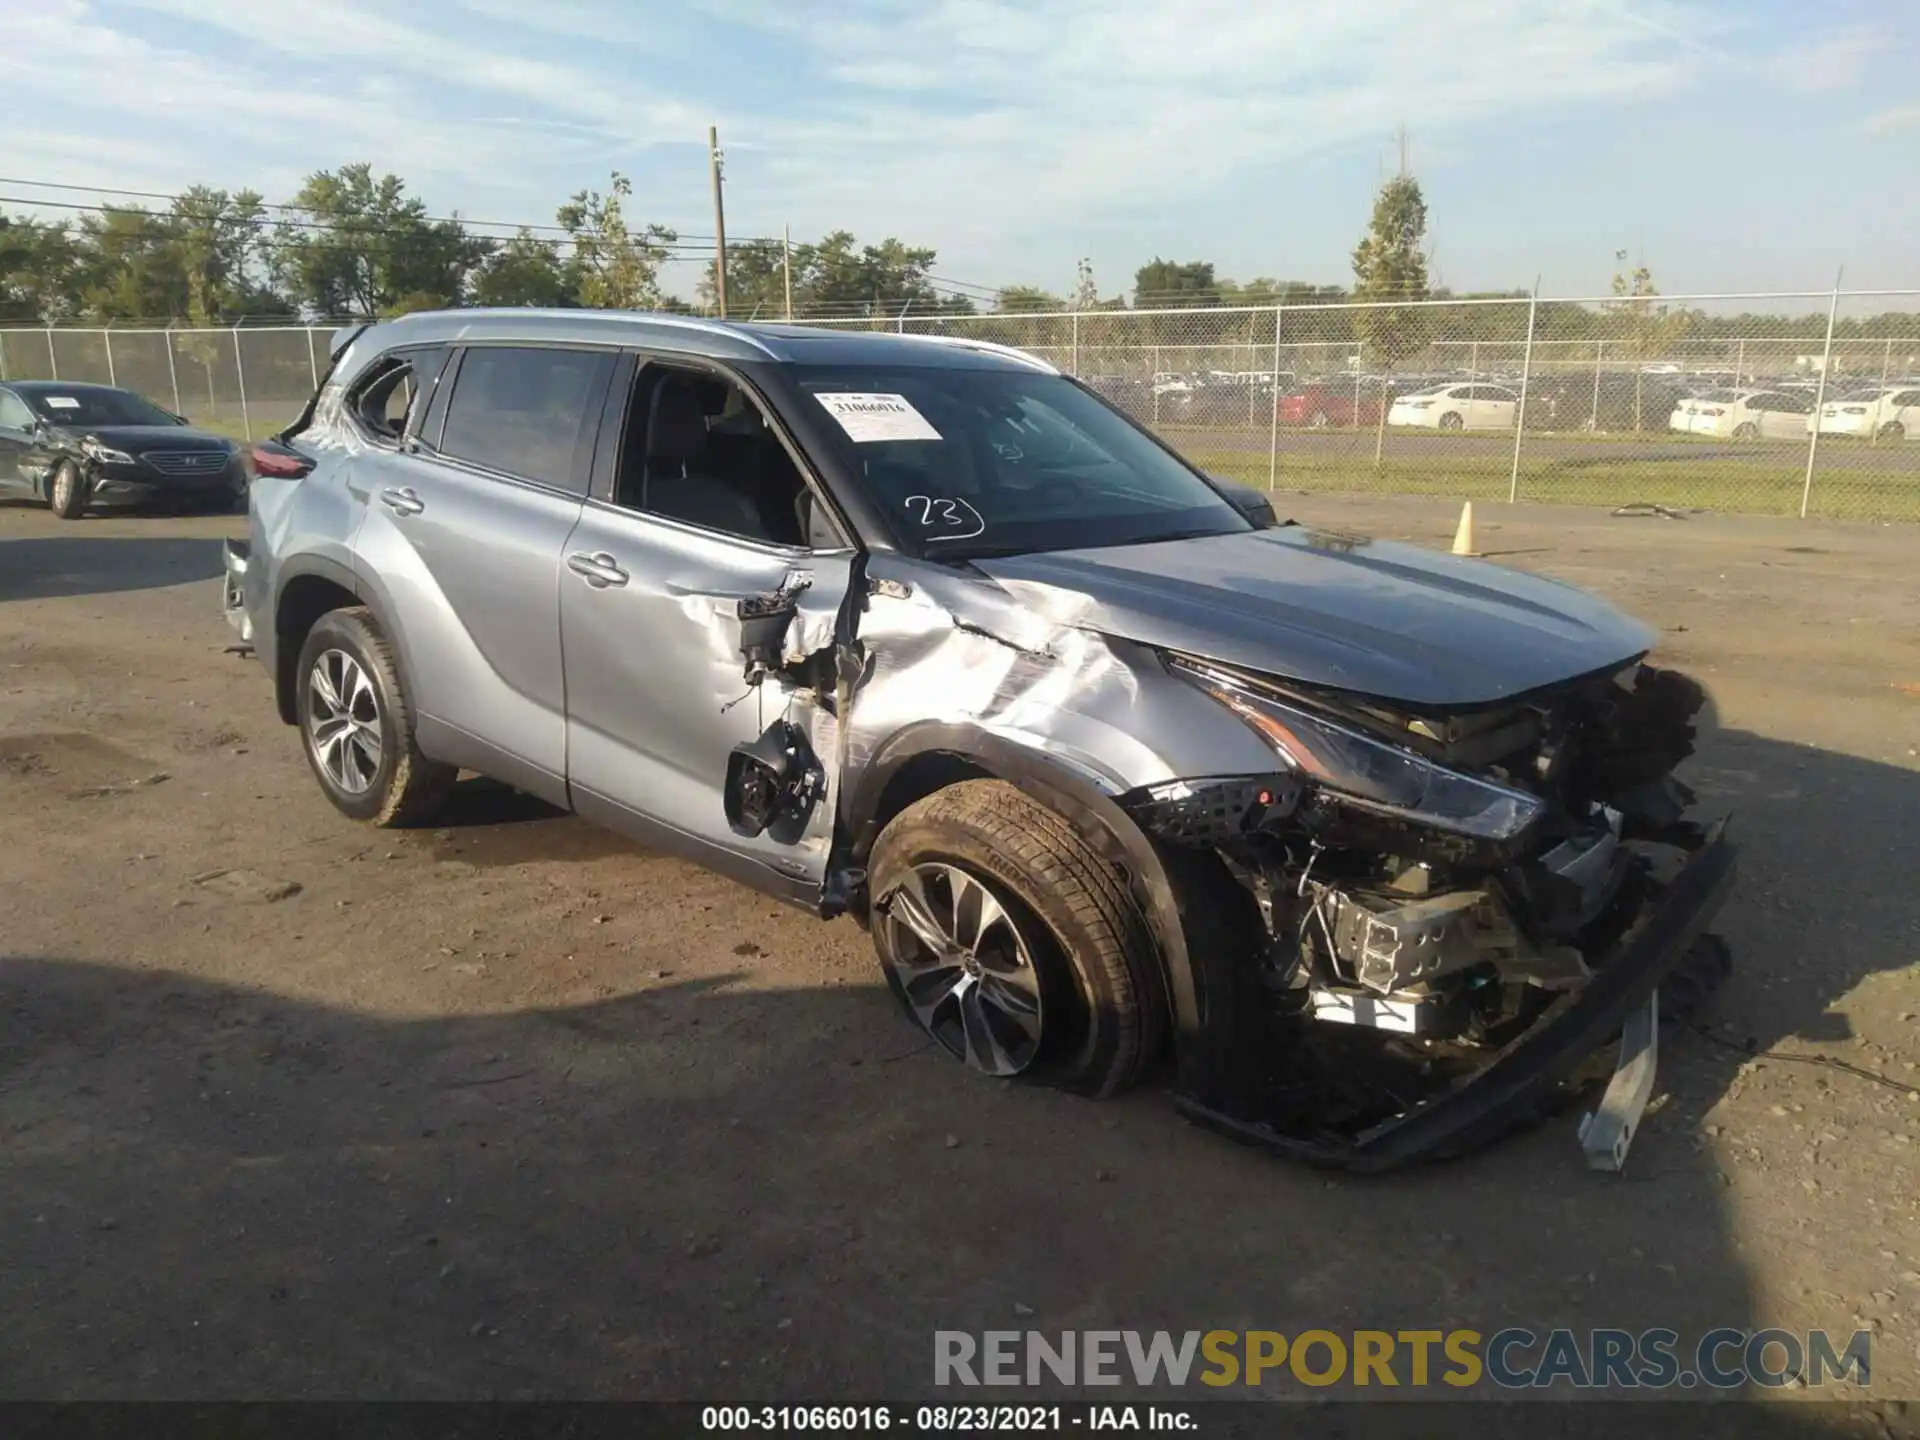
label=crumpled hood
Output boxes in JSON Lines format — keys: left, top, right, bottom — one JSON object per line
{"left": 972, "top": 525, "right": 1656, "bottom": 708}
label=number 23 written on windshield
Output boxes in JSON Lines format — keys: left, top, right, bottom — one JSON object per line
{"left": 903, "top": 495, "right": 985, "bottom": 541}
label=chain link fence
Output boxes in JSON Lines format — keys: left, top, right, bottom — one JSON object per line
{"left": 5, "top": 293, "right": 1917, "bottom": 519}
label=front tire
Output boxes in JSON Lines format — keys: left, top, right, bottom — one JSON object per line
{"left": 868, "top": 780, "right": 1162, "bottom": 1097}
{"left": 294, "top": 607, "right": 453, "bottom": 827}
{"left": 48, "top": 461, "right": 89, "bottom": 519}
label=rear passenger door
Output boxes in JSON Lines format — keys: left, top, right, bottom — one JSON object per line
{"left": 559, "top": 357, "right": 856, "bottom": 903}
{"left": 350, "top": 343, "right": 615, "bottom": 806}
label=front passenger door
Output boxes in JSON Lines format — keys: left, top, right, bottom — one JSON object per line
{"left": 560, "top": 360, "right": 855, "bottom": 902}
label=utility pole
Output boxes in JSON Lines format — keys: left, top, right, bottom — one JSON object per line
{"left": 783, "top": 224, "right": 793, "bottom": 321}
{"left": 709, "top": 125, "right": 729, "bottom": 319}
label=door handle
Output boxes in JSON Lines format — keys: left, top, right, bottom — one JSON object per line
{"left": 380, "top": 486, "right": 424, "bottom": 516}
{"left": 567, "top": 551, "right": 629, "bottom": 589}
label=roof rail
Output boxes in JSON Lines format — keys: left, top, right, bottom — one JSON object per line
{"left": 403, "top": 307, "right": 784, "bottom": 360}
{"left": 904, "top": 332, "right": 1059, "bottom": 375}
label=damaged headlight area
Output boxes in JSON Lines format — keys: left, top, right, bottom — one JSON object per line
{"left": 1168, "top": 657, "right": 1545, "bottom": 845}
{"left": 1127, "top": 653, "right": 1737, "bottom": 1172}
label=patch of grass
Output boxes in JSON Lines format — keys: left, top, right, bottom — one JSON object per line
{"left": 1181, "top": 446, "right": 1920, "bottom": 521}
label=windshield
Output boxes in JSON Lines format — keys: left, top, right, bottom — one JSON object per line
{"left": 24, "top": 388, "right": 180, "bottom": 427}
{"left": 782, "top": 364, "right": 1248, "bottom": 560}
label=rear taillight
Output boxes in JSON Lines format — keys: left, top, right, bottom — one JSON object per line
{"left": 250, "top": 442, "right": 314, "bottom": 479}
{"left": 1700, "top": 407, "right": 1724, "bottom": 417}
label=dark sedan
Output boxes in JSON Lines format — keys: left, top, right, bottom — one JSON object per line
{"left": 0, "top": 381, "right": 246, "bottom": 519}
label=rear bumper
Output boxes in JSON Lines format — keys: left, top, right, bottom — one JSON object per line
{"left": 1174, "top": 823, "right": 1739, "bottom": 1172}
{"left": 221, "top": 538, "right": 253, "bottom": 644}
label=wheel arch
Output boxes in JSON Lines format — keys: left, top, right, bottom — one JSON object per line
{"left": 842, "top": 721, "right": 1234, "bottom": 1065}
{"left": 272, "top": 557, "right": 415, "bottom": 727}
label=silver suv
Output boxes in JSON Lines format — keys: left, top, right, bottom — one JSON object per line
{"left": 222, "top": 309, "right": 1735, "bottom": 1169}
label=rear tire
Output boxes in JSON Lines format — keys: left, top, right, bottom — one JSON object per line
{"left": 1879, "top": 421, "right": 1905, "bottom": 442}
{"left": 1309, "top": 410, "right": 1330, "bottom": 429}
{"left": 48, "top": 461, "right": 88, "bottom": 519}
{"left": 868, "top": 780, "right": 1162, "bottom": 1097}
{"left": 294, "top": 607, "right": 453, "bottom": 827}
{"left": 1439, "top": 412, "right": 1464, "bottom": 431}
{"left": 1732, "top": 422, "right": 1759, "bottom": 440}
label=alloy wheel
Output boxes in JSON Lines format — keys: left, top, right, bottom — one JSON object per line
{"left": 306, "top": 648, "right": 384, "bottom": 795}
{"left": 878, "top": 862, "right": 1045, "bottom": 1076}
{"left": 51, "top": 467, "right": 73, "bottom": 510}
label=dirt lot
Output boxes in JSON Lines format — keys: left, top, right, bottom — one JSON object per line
{"left": 2, "top": 491, "right": 1918, "bottom": 1412}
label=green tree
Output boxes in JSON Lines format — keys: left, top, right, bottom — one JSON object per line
{"left": 71, "top": 206, "right": 190, "bottom": 319}
{"left": 1350, "top": 173, "right": 1432, "bottom": 367}
{"left": 277, "top": 164, "right": 489, "bottom": 318}
{"left": 471, "top": 230, "right": 577, "bottom": 308}
{"left": 556, "top": 171, "right": 676, "bottom": 311}
{"left": 0, "top": 214, "right": 81, "bottom": 322}
{"left": 170, "top": 185, "right": 274, "bottom": 322}
{"left": 1607, "top": 254, "right": 1693, "bottom": 360}
{"left": 1132, "top": 258, "right": 1219, "bottom": 307}
{"left": 996, "top": 285, "right": 1064, "bottom": 313}
{"left": 699, "top": 238, "right": 790, "bottom": 317}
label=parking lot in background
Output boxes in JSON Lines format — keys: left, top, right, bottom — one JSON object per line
{"left": 2, "top": 492, "right": 1916, "bottom": 1400}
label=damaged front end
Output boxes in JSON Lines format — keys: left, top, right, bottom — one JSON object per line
{"left": 1125, "top": 656, "right": 1737, "bottom": 1172}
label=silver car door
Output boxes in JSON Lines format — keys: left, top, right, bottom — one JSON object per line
{"left": 350, "top": 343, "right": 614, "bottom": 806}
{"left": 560, "top": 360, "right": 854, "bottom": 901}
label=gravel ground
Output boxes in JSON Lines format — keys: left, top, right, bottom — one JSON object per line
{"left": 1, "top": 492, "right": 1917, "bottom": 1418}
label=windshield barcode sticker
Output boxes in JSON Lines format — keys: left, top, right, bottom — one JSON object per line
{"left": 44, "top": 396, "right": 80, "bottom": 409}
{"left": 814, "top": 392, "right": 941, "bottom": 443}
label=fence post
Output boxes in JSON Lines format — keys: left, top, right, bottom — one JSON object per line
{"left": 1590, "top": 338, "right": 1604, "bottom": 429}
{"left": 104, "top": 324, "right": 117, "bottom": 387}
{"left": 233, "top": 323, "right": 253, "bottom": 442}
{"left": 1152, "top": 345, "right": 1161, "bottom": 427}
{"left": 1508, "top": 288, "right": 1539, "bottom": 504}
{"left": 897, "top": 297, "right": 912, "bottom": 335}
{"left": 46, "top": 329, "right": 58, "bottom": 380}
{"left": 1799, "top": 276, "right": 1843, "bottom": 519}
{"left": 1267, "top": 305, "right": 1285, "bottom": 491}
{"left": 0, "top": 332, "right": 7, "bottom": 381}
{"left": 1735, "top": 337, "right": 1745, "bottom": 386}
{"left": 306, "top": 326, "right": 321, "bottom": 390}
{"left": 165, "top": 326, "right": 183, "bottom": 417}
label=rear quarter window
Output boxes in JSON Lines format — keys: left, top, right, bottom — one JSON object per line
{"left": 437, "top": 346, "right": 613, "bottom": 494}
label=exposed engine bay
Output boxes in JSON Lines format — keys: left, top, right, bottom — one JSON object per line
{"left": 1122, "top": 655, "right": 1734, "bottom": 1169}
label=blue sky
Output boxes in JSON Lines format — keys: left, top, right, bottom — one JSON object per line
{"left": 3, "top": 0, "right": 1916, "bottom": 304}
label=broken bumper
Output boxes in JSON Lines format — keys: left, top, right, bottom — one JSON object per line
{"left": 1174, "top": 822, "right": 1738, "bottom": 1172}
{"left": 221, "top": 538, "right": 253, "bottom": 644}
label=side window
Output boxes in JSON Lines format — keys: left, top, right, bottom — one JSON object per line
{"left": 1894, "top": 391, "right": 1920, "bottom": 408}
{"left": 439, "top": 346, "right": 612, "bottom": 494}
{"left": 347, "top": 347, "right": 444, "bottom": 444}
{"left": 608, "top": 364, "right": 827, "bottom": 548}
{"left": 0, "top": 390, "right": 33, "bottom": 430}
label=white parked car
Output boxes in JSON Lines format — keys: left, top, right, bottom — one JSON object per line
{"left": 1808, "top": 386, "right": 1920, "bottom": 440}
{"left": 1387, "top": 383, "right": 1519, "bottom": 431}
{"left": 1668, "top": 388, "right": 1811, "bottom": 440}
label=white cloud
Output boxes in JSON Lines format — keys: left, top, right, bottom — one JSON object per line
{"left": 1860, "top": 105, "right": 1920, "bottom": 136}
{"left": 1761, "top": 25, "right": 1879, "bottom": 94}
{"left": 717, "top": 0, "right": 1693, "bottom": 253}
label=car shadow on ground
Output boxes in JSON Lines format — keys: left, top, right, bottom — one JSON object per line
{"left": 0, "top": 726, "right": 1911, "bottom": 1420}
{"left": 0, "top": 534, "right": 228, "bottom": 602}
